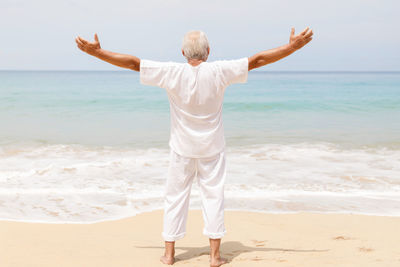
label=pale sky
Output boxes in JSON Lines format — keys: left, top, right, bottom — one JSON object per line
{"left": 1, "top": 0, "right": 399, "bottom": 71}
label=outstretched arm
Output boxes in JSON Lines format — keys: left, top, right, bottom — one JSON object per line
{"left": 75, "top": 34, "right": 140, "bottom": 72}
{"left": 248, "top": 27, "right": 313, "bottom": 71}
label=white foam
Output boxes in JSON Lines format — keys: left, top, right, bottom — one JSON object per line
{"left": 0, "top": 142, "right": 400, "bottom": 223}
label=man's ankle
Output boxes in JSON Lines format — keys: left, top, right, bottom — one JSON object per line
{"left": 164, "top": 241, "right": 175, "bottom": 255}
{"left": 210, "top": 252, "right": 220, "bottom": 259}
{"left": 165, "top": 249, "right": 175, "bottom": 257}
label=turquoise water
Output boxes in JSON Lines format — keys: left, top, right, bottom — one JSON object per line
{"left": 1, "top": 70, "right": 400, "bottom": 222}
{"left": 1, "top": 71, "right": 399, "bottom": 148}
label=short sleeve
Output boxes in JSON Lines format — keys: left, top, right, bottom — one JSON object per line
{"left": 216, "top": 57, "right": 249, "bottom": 86}
{"left": 140, "top": 59, "right": 177, "bottom": 89}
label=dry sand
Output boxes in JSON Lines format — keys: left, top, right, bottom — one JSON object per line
{"left": 1, "top": 210, "right": 399, "bottom": 266}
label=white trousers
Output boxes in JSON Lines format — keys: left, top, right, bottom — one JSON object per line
{"left": 162, "top": 148, "right": 227, "bottom": 241}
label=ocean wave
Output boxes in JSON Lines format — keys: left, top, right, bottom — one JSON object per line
{"left": 0, "top": 142, "right": 399, "bottom": 222}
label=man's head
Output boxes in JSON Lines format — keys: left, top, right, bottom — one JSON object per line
{"left": 182, "top": 30, "right": 210, "bottom": 62}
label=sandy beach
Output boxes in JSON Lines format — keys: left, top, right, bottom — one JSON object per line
{"left": 1, "top": 210, "right": 399, "bottom": 267}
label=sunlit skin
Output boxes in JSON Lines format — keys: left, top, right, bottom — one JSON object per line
{"left": 75, "top": 27, "right": 313, "bottom": 267}
{"left": 75, "top": 27, "right": 313, "bottom": 71}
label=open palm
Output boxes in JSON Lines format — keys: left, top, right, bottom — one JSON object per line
{"left": 289, "top": 27, "right": 313, "bottom": 50}
{"left": 75, "top": 34, "right": 101, "bottom": 56}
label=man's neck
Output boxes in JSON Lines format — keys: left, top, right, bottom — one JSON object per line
{"left": 187, "top": 58, "right": 205, "bottom": 66}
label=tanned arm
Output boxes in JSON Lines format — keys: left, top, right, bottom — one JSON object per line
{"left": 75, "top": 33, "right": 140, "bottom": 72}
{"left": 248, "top": 27, "right": 313, "bottom": 71}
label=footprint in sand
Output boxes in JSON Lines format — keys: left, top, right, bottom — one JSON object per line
{"left": 332, "top": 235, "right": 352, "bottom": 240}
{"left": 251, "top": 239, "right": 267, "bottom": 247}
{"left": 358, "top": 246, "right": 374, "bottom": 252}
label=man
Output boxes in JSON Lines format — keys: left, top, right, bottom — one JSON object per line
{"left": 75, "top": 27, "right": 313, "bottom": 267}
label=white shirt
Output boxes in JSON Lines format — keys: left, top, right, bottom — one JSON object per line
{"left": 140, "top": 57, "right": 249, "bottom": 158}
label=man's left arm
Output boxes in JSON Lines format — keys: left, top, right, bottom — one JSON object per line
{"left": 75, "top": 33, "right": 140, "bottom": 72}
{"left": 248, "top": 27, "right": 313, "bottom": 71}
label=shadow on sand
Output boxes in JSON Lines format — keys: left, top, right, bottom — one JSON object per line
{"left": 135, "top": 241, "right": 329, "bottom": 263}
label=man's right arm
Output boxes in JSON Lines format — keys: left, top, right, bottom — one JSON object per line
{"left": 248, "top": 27, "right": 313, "bottom": 71}
{"left": 75, "top": 33, "right": 140, "bottom": 72}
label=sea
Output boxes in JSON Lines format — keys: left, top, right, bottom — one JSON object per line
{"left": 0, "top": 70, "right": 399, "bottom": 223}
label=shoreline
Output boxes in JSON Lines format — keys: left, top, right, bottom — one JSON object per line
{"left": 1, "top": 207, "right": 400, "bottom": 225}
{"left": 1, "top": 209, "right": 399, "bottom": 266}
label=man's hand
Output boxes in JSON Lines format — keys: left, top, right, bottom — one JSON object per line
{"left": 289, "top": 27, "right": 313, "bottom": 51}
{"left": 74, "top": 33, "right": 140, "bottom": 71}
{"left": 75, "top": 34, "right": 101, "bottom": 56}
{"left": 248, "top": 26, "right": 313, "bottom": 71}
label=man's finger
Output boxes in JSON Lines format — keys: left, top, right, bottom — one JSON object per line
{"left": 77, "top": 44, "right": 85, "bottom": 51}
{"left": 94, "top": 33, "right": 99, "bottom": 43}
{"left": 75, "top": 37, "right": 83, "bottom": 46}
{"left": 304, "top": 29, "right": 313, "bottom": 38}
{"left": 78, "top": 36, "right": 88, "bottom": 44}
{"left": 300, "top": 26, "right": 309, "bottom": 36}
{"left": 290, "top": 27, "right": 295, "bottom": 37}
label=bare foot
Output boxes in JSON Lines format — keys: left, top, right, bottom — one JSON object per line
{"left": 160, "top": 255, "right": 175, "bottom": 265}
{"left": 210, "top": 257, "right": 228, "bottom": 267}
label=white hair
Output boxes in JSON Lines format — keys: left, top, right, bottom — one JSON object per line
{"left": 182, "top": 30, "right": 210, "bottom": 61}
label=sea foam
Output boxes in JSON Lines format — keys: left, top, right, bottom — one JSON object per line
{"left": 0, "top": 142, "right": 399, "bottom": 223}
